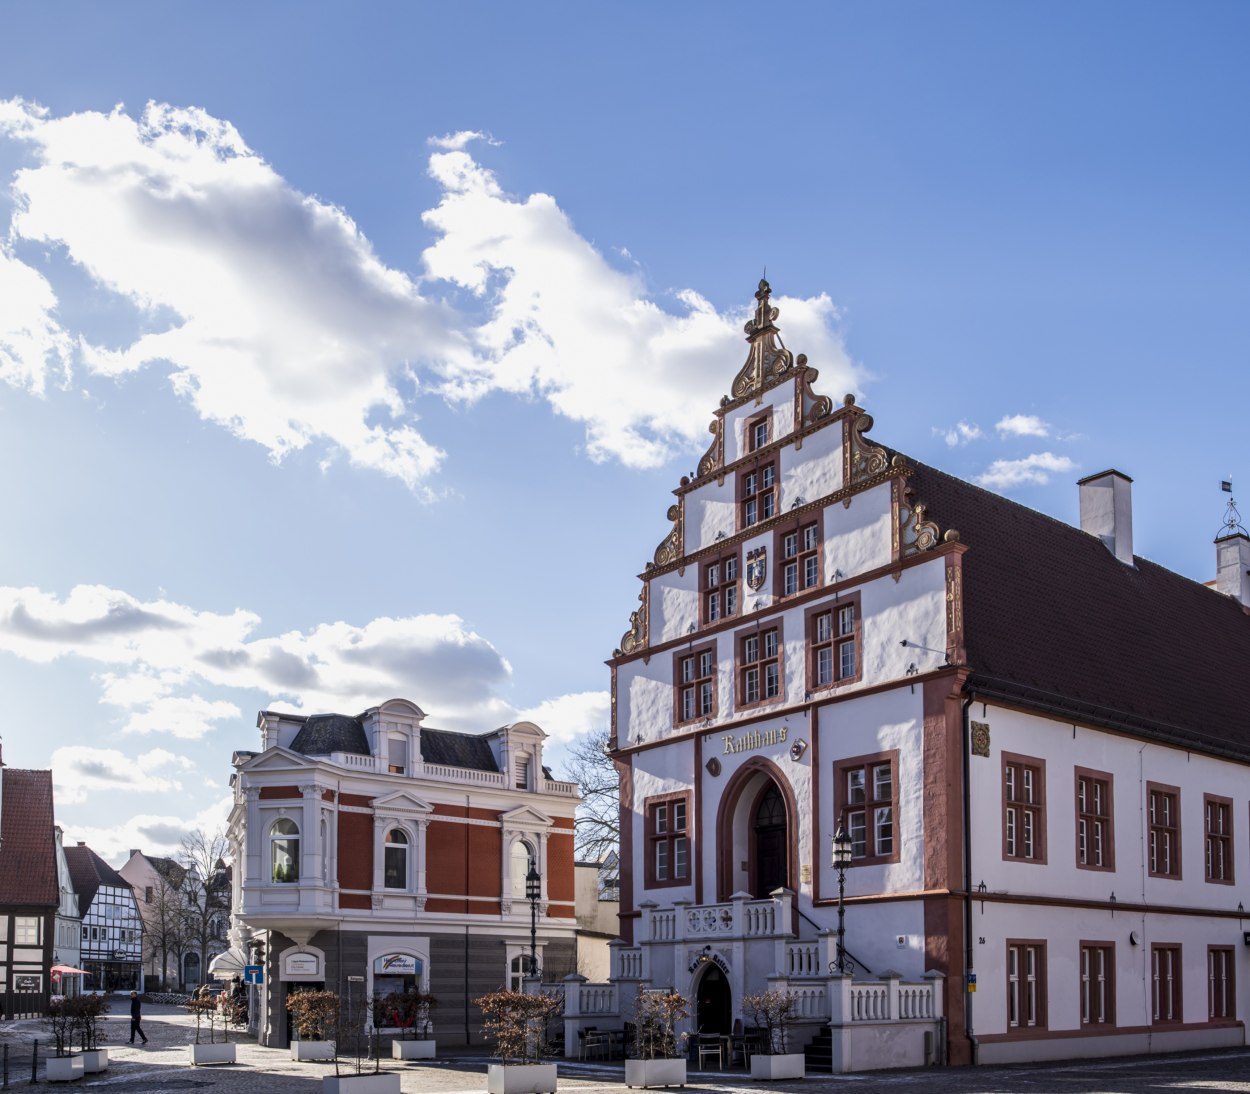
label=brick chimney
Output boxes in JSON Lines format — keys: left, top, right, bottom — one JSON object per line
{"left": 1078, "top": 470, "right": 1134, "bottom": 565}
{"left": 1215, "top": 533, "right": 1250, "bottom": 607}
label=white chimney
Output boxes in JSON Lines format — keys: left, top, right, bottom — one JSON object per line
{"left": 1078, "top": 470, "right": 1134, "bottom": 566}
{"left": 1215, "top": 533, "right": 1250, "bottom": 607}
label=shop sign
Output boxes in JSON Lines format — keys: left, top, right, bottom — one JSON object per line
{"left": 373, "top": 953, "right": 422, "bottom": 975}
{"left": 283, "top": 952, "right": 321, "bottom": 977}
{"left": 719, "top": 725, "right": 788, "bottom": 755}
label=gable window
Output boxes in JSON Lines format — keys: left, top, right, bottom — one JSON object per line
{"left": 777, "top": 520, "right": 821, "bottom": 598}
{"left": 515, "top": 755, "right": 531, "bottom": 790}
{"left": 702, "top": 552, "right": 739, "bottom": 625}
{"left": 384, "top": 828, "right": 409, "bottom": 890}
{"left": 835, "top": 751, "right": 898, "bottom": 864}
{"left": 1152, "top": 944, "right": 1182, "bottom": 1024}
{"left": 1209, "top": 946, "right": 1235, "bottom": 1020}
{"left": 1204, "top": 794, "right": 1233, "bottom": 884}
{"left": 1075, "top": 769, "right": 1114, "bottom": 871}
{"left": 646, "top": 794, "right": 690, "bottom": 888}
{"left": 1079, "top": 942, "right": 1114, "bottom": 1026}
{"left": 270, "top": 818, "right": 300, "bottom": 883}
{"left": 737, "top": 623, "right": 782, "bottom": 707}
{"left": 1007, "top": 941, "right": 1046, "bottom": 1030}
{"left": 674, "top": 644, "right": 716, "bottom": 725}
{"left": 740, "top": 462, "right": 776, "bottom": 528}
{"left": 1147, "top": 783, "right": 1181, "bottom": 879}
{"left": 1003, "top": 754, "right": 1046, "bottom": 863}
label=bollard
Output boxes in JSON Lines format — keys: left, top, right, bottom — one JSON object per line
{"left": 30, "top": 1039, "right": 38, "bottom": 1086}
{"left": 3, "top": 1041, "right": 8, "bottom": 1088}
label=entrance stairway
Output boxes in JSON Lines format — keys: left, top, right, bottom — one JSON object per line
{"left": 803, "top": 1026, "right": 834, "bottom": 1073}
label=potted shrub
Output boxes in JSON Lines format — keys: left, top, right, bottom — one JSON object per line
{"left": 383, "top": 988, "right": 438, "bottom": 1060}
{"left": 325, "top": 984, "right": 399, "bottom": 1094}
{"left": 625, "top": 989, "right": 689, "bottom": 1089}
{"left": 186, "top": 990, "right": 236, "bottom": 1065}
{"left": 77, "top": 994, "right": 111, "bottom": 1073}
{"left": 475, "top": 988, "right": 562, "bottom": 1094}
{"left": 289, "top": 989, "right": 340, "bottom": 1061}
{"left": 43, "top": 997, "right": 85, "bottom": 1082}
{"left": 742, "top": 990, "right": 804, "bottom": 1081}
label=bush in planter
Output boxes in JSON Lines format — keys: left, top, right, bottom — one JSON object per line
{"left": 186, "top": 993, "right": 229, "bottom": 1044}
{"left": 632, "top": 989, "right": 690, "bottom": 1060}
{"left": 474, "top": 989, "right": 563, "bottom": 1064}
{"left": 42, "top": 996, "right": 79, "bottom": 1057}
{"left": 77, "top": 993, "right": 110, "bottom": 1051}
{"left": 288, "top": 989, "right": 341, "bottom": 1042}
{"left": 741, "top": 989, "right": 799, "bottom": 1056}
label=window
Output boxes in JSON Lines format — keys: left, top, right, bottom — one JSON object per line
{"left": 511, "top": 840, "right": 537, "bottom": 899}
{"left": 808, "top": 595, "right": 861, "bottom": 689}
{"left": 740, "top": 461, "right": 776, "bottom": 528}
{"left": 746, "top": 411, "right": 772, "bottom": 452}
{"left": 1152, "top": 944, "right": 1182, "bottom": 1024}
{"left": 702, "top": 552, "right": 739, "bottom": 625}
{"left": 15, "top": 917, "right": 40, "bottom": 945}
{"left": 1205, "top": 794, "right": 1233, "bottom": 884}
{"left": 1003, "top": 754, "right": 1046, "bottom": 863}
{"left": 1075, "top": 769, "right": 1114, "bottom": 871}
{"left": 1006, "top": 941, "right": 1046, "bottom": 1030}
{"left": 646, "top": 795, "right": 690, "bottom": 887}
{"left": 1209, "top": 946, "right": 1235, "bottom": 1020}
{"left": 834, "top": 751, "right": 899, "bottom": 865}
{"left": 737, "top": 624, "right": 782, "bottom": 707}
{"left": 81, "top": 925, "right": 88, "bottom": 941}
{"left": 1079, "top": 943, "right": 1114, "bottom": 1026}
{"left": 515, "top": 755, "right": 531, "bottom": 790}
{"left": 144, "top": 885, "right": 154, "bottom": 904}
{"left": 387, "top": 737, "right": 407, "bottom": 775}
{"left": 1147, "top": 783, "right": 1181, "bottom": 879}
{"left": 270, "top": 817, "right": 300, "bottom": 883}
{"left": 777, "top": 521, "right": 820, "bottom": 598}
{"left": 509, "top": 953, "right": 529, "bottom": 991}
{"left": 383, "top": 828, "right": 409, "bottom": 889}
{"left": 674, "top": 644, "right": 716, "bottom": 725}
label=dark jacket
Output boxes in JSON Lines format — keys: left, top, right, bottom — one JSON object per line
{"left": 130, "top": 996, "right": 142, "bottom": 1020}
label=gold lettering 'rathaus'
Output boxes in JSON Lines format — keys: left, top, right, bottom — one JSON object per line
{"left": 722, "top": 726, "right": 788, "bottom": 754}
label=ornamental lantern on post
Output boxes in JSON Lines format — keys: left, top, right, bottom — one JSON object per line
{"left": 526, "top": 864, "right": 542, "bottom": 979}
{"left": 830, "top": 821, "right": 853, "bottom": 974}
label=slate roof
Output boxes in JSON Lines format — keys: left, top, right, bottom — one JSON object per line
{"left": 419, "top": 727, "right": 499, "bottom": 772}
{"left": 908, "top": 461, "right": 1250, "bottom": 759}
{"left": 289, "top": 714, "right": 371, "bottom": 756}
{"left": 64, "top": 843, "right": 132, "bottom": 910}
{"left": 0, "top": 769, "right": 58, "bottom": 907}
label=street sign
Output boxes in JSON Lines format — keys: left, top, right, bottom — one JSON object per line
{"left": 967, "top": 972, "right": 977, "bottom": 993}
{"left": 243, "top": 965, "right": 264, "bottom": 985}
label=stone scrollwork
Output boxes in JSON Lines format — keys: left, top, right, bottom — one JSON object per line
{"left": 846, "top": 411, "right": 889, "bottom": 484}
{"left": 696, "top": 419, "right": 723, "bottom": 479}
{"left": 616, "top": 584, "right": 650, "bottom": 657}
{"left": 730, "top": 279, "right": 797, "bottom": 401}
{"left": 899, "top": 493, "right": 942, "bottom": 554}
{"left": 795, "top": 360, "right": 833, "bottom": 427}
{"left": 653, "top": 504, "right": 683, "bottom": 566}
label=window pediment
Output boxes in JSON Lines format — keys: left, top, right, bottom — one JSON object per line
{"left": 371, "top": 790, "right": 434, "bottom": 816}
{"left": 238, "top": 747, "right": 315, "bottom": 774}
{"left": 500, "top": 805, "right": 554, "bottom": 830}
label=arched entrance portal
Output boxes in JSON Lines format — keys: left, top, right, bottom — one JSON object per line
{"left": 695, "top": 964, "right": 731, "bottom": 1035}
{"left": 715, "top": 758, "right": 797, "bottom": 901}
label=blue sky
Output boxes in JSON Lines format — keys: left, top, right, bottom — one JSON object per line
{"left": 1, "top": 2, "right": 1246, "bottom": 861}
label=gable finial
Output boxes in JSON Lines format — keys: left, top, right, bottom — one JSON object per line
{"left": 731, "top": 278, "right": 794, "bottom": 399}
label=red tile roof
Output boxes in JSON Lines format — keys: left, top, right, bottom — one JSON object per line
{"left": 0, "top": 769, "right": 58, "bottom": 907}
{"left": 64, "top": 843, "right": 132, "bottom": 909}
{"left": 909, "top": 462, "right": 1250, "bottom": 758}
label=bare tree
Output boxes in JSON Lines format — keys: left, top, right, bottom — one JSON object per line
{"left": 557, "top": 729, "right": 619, "bottom": 862}
{"left": 179, "top": 829, "right": 232, "bottom": 987}
{"left": 142, "top": 861, "right": 192, "bottom": 990}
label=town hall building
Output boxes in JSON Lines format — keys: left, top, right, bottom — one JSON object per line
{"left": 606, "top": 279, "right": 1250, "bottom": 1066}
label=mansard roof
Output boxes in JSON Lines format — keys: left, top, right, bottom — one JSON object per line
{"left": 420, "top": 727, "right": 498, "bottom": 772}
{"left": 908, "top": 461, "right": 1250, "bottom": 759}
{"left": 281, "top": 708, "right": 501, "bottom": 773}
{"left": 290, "top": 714, "right": 371, "bottom": 756}
{"left": 0, "top": 769, "right": 58, "bottom": 908}
{"left": 64, "top": 843, "right": 132, "bottom": 909}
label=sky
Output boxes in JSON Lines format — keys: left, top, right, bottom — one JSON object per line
{"left": 0, "top": 2, "right": 1246, "bottom": 865}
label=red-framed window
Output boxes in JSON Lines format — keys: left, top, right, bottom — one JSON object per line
{"left": 1007, "top": 940, "right": 1047, "bottom": 1030}
{"left": 1205, "top": 793, "right": 1233, "bottom": 884}
{"left": 1075, "top": 768, "right": 1114, "bottom": 871}
{"left": 1151, "top": 944, "right": 1182, "bottom": 1025}
{"left": 745, "top": 409, "right": 772, "bottom": 453}
{"left": 807, "top": 595, "right": 861, "bottom": 691}
{"left": 776, "top": 519, "right": 821, "bottom": 599}
{"left": 1209, "top": 946, "right": 1235, "bottom": 1021}
{"left": 1079, "top": 942, "right": 1115, "bottom": 1027}
{"left": 1147, "top": 782, "right": 1181, "bottom": 879}
{"left": 834, "top": 750, "right": 899, "bottom": 865}
{"left": 701, "top": 551, "right": 740, "bottom": 626}
{"left": 645, "top": 794, "right": 690, "bottom": 888}
{"left": 674, "top": 644, "right": 716, "bottom": 725}
{"left": 736, "top": 622, "right": 783, "bottom": 708}
{"left": 1002, "top": 753, "right": 1046, "bottom": 864}
{"left": 740, "top": 461, "right": 776, "bottom": 529}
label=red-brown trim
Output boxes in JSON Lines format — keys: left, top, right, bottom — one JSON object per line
{"left": 1208, "top": 944, "right": 1236, "bottom": 1020}
{"left": 1078, "top": 940, "right": 1116, "bottom": 1028}
{"left": 699, "top": 549, "right": 741, "bottom": 629}
{"left": 737, "top": 455, "right": 777, "bottom": 533}
{"left": 833, "top": 749, "right": 901, "bottom": 866}
{"left": 1204, "top": 793, "right": 1234, "bottom": 885}
{"left": 713, "top": 756, "right": 799, "bottom": 902}
{"left": 1074, "top": 766, "right": 1115, "bottom": 873}
{"left": 922, "top": 676, "right": 964, "bottom": 893}
{"left": 1147, "top": 781, "right": 1182, "bottom": 880}
{"left": 744, "top": 407, "right": 773, "bottom": 455}
{"left": 804, "top": 593, "right": 863, "bottom": 694}
{"left": 944, "top": 548, "right": 967, "bottom": 665}
{"left": 1001, "top": 752, "right": 1047, "bottom": 865}
{"left": 694, "top": 734, "right": 704, "bottom": 907}
{"left": 259, "top": 785, "right": 300, "bottom": 799}
{"left": 1005, "top": 938, "right": 1048, "bottom": 1033}
{"left": 810, "top": 704, "right": 822, "bottom": 903}
{"left": 976, "top": 1018, "right": 1244, "bottom": 1044}
{"left": 733, "top": 617, "right": 786, "bottom": 711}
{"left": 772, "top": 511, "right": 824, "bottom": 602}
{"left": 672, "top": 642, "right": 718, "bottom": 728}
{"left": 617, "top": 758, "right": 634, "bottom": 943}
{"left": 643, "top": 790, "right": 692, "bottom": 890}
{"left": 1151, "top": 942, "right": 1184, "bottom": 1025}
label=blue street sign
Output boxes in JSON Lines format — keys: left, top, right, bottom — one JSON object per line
{"left": 243, "top": 964, "right": 264, "bottom": 985}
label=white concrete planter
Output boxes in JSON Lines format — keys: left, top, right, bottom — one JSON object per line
{"left": 625, "top": 1058, "right": 687, "bottom": 1088}
{"left": 187, "top": 1042, "right": 237, "bottom": 1065}
{"left": 750, "top": 1053, "right": 806, "bottom": 1081}
{"left": 486, "top": 1062, "right": 559, "bottom": 1094}
{"left": 323, "top": 1074, "right": 402, "bottom": 1094}
{"left": 292, "top": 1039, "right": 337, "bottom": 1061}
{"left": 45, "top": 1055, "right": 85, "bottom": 1082}
{"left": 80, "top": 1049, "right": 109, "bottom": 1073}
{"left": 392, "top": 1039, "right": 436, "bottom": 1059}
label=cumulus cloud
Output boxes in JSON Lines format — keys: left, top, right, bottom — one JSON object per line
{"left": 977, "top": 452, "right": 1076, "bottom": 490}
{"left": 0, "top": 583, "right": 515, "bottom": 736}
{"left": 995, "top": 414, "right": 1050, "bottom": 439}
{"left": 516, "top": 690, "right": 610, "bottom": 746}
{"left": 933, "top": 421, "right": 984, "bottom": 447}
{"left": 52, "top": 744, "right": 192, "bottom": 804}
{"left": 64, "top": 795, "right": 232, "bottom": 863}
{"left": 427, "top": 130, "right": 500, "bottom": 151}
{"left": 0, "top": 99, "right": 864, "bottom": 487}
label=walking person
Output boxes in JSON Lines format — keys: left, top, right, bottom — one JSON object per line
{"left": 129, "top": 991, "right": 149, "bottom": 1044}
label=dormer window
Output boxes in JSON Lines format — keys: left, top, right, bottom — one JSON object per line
{"left": 515, "top": 755, "right": 531, "bottom": 790}
{"left": 387, "top": 737, "right": 408, "bottom": 775}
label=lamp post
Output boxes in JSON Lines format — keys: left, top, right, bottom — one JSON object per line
{"left": 526, "top": 863, "right": 541, "bottom": 978}
{"left": 831, "top": 821, "right": 852, "bottom": 974}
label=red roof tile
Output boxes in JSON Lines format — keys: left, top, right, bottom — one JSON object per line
{"left": 0, "top": 769, "right": 58, "bottom": 907}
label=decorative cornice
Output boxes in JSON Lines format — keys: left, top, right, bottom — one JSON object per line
{"left": 616, "top": 584, "right": 649, "bottom": 657}
{"left": 652, "top": 504, "right": 683, "bottom": 567}
{"left": 729, "top": 279, "right": 796, "bottom": 401}
{"left": 843, "top": 397, "right": 888, "bottom": 485}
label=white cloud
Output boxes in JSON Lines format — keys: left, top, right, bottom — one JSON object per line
{"left": 995, "top": 414, "right": 1050, "bottom": 439}
{"left": 933, "top": 421, "right": 984, "bottom": 447}
{"left": 977, "top": 452, "right": 1076, "bottom": 490}
{"left": 427, "top": 130, "right": 500, "bottom": 151}
{"left": 51, "top": 744, "right": 191, "bottom": 804}
{"left": 0, "top": 99, "right": 865, "bottom": 486}
{"left": 516, "top": 690, "right": 610, "bottom": 746}
{"left": 64, "top": 795, "right": 233, "bottom": 863}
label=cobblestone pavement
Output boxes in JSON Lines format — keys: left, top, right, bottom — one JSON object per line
{"left": 4, "top": 1005, "right": 1250, "bottom": 1093}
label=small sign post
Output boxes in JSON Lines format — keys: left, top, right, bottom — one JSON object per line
{"left": 243, "top": 964, "right": 264, "bottom": 985}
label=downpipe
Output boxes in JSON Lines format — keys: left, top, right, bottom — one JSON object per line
{"left": 962, "top": 691, "right": 979, "bottom": 1066}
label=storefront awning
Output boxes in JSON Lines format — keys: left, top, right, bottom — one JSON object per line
{"left": 51, "top": 964, "right": 89, "bottom": 977}
{"left": 208, "top": 948, "right": 248, "bottom": 980}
